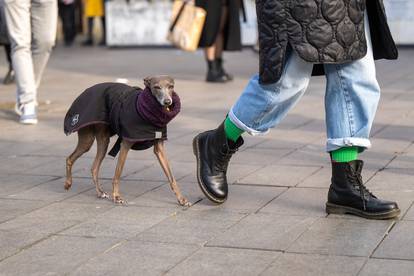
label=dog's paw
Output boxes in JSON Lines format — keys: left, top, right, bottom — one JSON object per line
{"left": 64, "top": 180, "right": 72, "bottom": 190}
{"left": 113, "top": 196, "right": 128, "bottom": 205}
{"left": 178, "top": 197, "right": 191, "bottom": 207}
{"left": 97, "top": 192, "right": 109, "bottom": 199}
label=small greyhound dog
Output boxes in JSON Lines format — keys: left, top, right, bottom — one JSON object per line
{"left": 64, "top": 76, "right": 190, "bottom": 206}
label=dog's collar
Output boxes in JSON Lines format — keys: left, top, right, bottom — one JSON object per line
{"left": 136, "top": 87, "right": 181, "bottom": 128}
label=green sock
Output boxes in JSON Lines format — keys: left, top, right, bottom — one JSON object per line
{"left": 331, "top": 146, "right": 359, "bottom": 163}
{"left": 224, "top": 117, "right": 244, "bottom": 142}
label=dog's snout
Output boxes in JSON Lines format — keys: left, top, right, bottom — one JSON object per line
{"left": 164, "top": 99, "right": 172, "bottom": 106}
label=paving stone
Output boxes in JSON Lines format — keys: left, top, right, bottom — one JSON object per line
{"left": 0, "top": 202, "right": 112, "bottom": 261}
{"left": 0, "top": 141, "right": 50, "bottom": 157}
{"left": 296, "top": 166, "right": 330, "bottom": 188}
{"left": 8, "top": 177, "right": 93, "bottom": 202}
{"left": 359, "top": 258, "right": 414, "bottom": 276}
{"left": 124, "top": 160, "right": 193, "bottom": 182}
{"left": 278, "top": 149, "right": 330, "bottom": 167}
{"left": 193, "top": 185, "right": 287, "bottom": 213}
{"left": 61, "top": 206, "right": 175, "bottom": 239}
{"left": 232, "top": 148, "right": 292, "bottom": 166}
{"left": 72, "top": 240, "right": 199, "bottom": 276}
{"left": 131, "top": 181, "right": 203, "bottom": 208}
{"left": 74, "top": 157, "right": 155, "bottom": 179}
{"left": 0, "top": 175, "right": 56, "bottom": 197}
{"left": 404, "top": 203, "right": 414, "bottom": 221}
{"left": 0, "top": 155, "right": 60, "bottom": 175}
{"left": 259, "top": 188, "right": 327, "bottom": 217}
{"left": 373, "top": 221, "right": 414, "bottom": 260}
{"left": 167, "top": 247, "right": 281, "bottom": 276}
{"left": 65, "top": 179, "right": 164, "bottom": 205}
{"left": 22, "top": 156, "right": 91, "bottom": 177}
{"left": 135, "top": 209, "right": 246, "bottom": 245}
{"left": 0, "top": 199, "right": 46, "bottom": 224}
{"left": 0, "top": 235, "right": 120, "bottom": 275}
{"left": 238, "top": 165, "right": 321, "bottom": 187}
{"left": 207, "top": 214, "right": 317, "bottom": 251}
{"left": 387, "top": 153, "right": 414, "bottom": 170}
{"left": 367, "top": 168, "right": 414, "bottom": 191}
{"left": 0, "top": 202, "right": 111, "bottom": 233}
{"left": 288, "top": 218, "right": 393, "bottom": 257}
{"left": 260, "top": 253, "right": 366, "bottom": 276}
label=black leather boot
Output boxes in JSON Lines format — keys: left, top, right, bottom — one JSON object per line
{"left": 206, "top": 60, "right": 228, "bottom": 83}
{"left": 193, "top": 123, "right": 243, "bottom": 203}
{"left": 216, "top": 58, "right": 233, "bottom": 81}
{"left": 326, "top": 160, "right": 400, "bottom": 219}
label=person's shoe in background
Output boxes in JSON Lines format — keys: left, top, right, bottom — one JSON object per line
{"left": 18, "top": 102, "right": 38, "bottom": 125}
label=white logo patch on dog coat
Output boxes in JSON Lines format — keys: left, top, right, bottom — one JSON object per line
{"left": 155, "top": 131, "right": 162, "bottom": 139}
{"left": 71, "top": 114, "right": 79, "bottom": 126}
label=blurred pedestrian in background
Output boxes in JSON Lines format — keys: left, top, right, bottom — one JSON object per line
{"left": 82, "top": 0, "right": 106, "bottom": 46}
{"left": 195, "top": 0, "right": 243, "bottom": 83}
{"left": 3, "top": 0, "right": 58, "bottom": 124}
{"left": 59, "top": 0, "right": 77, "bottom": 46}
{"left": 0, "top": 4, "right": 14, "bottom": 85}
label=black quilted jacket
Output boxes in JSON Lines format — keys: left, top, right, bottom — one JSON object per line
{"left": 257, "top": 0, "right": 398, "bottom": 84}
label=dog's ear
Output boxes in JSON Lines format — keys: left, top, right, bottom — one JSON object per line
{"left": 168, "top": 76, "right": 175, "bottom": 87}
{"left": 143, "top": 77, "right": 152, "bottom": 88}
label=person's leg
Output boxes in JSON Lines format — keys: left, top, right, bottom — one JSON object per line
{"left": 3, "top": 44, "right": 15, "bottom": 85}
{"left": 215, "top": 4, "right": 233, "bottom": 81}
{"left": 31, "top": 0, "right": 57, "bottom": 89}
{"left": 4, "top": 0, "right": 36, "bottom": 105}
{"left": 67, "top": 3, "right": 77, "bottom": 44}
{"left": 193, "top": 49, "right": 313, "bottom": 203}
{"left": 204, "top": 3, "right": 228, "bottom": 83}
{"left": 82, "top": 17, "right": 94, "bottom": 45}
{"left": 99, "top": 16, "right": 106, "bottom": 46}
{"left": 58, "top": 2, "right": 74, "bottom": 46}
{"left": 324, "top": 12, "right": 400, "bottom": 219}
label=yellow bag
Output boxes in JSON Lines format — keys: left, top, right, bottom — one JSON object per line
{"left": 167, "top": 0, "right": 206, "bottom": 52}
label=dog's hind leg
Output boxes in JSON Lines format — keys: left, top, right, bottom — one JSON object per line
{"left": 111, "top": 140, "right": 133, "bottom": 204}
{"left": 153, "top": 140, "right": 190, "bottom": 207}
{"left": 65, "top": 127, "right": 95, "bottom": 190}
{"left": 91, "top": 125, "right": 111, "bottom": 199}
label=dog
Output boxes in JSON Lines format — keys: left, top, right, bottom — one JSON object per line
{"left": 63, "top": 75, "right": 190, "bottom": 206}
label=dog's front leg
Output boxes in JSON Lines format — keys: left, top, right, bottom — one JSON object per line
{"left": 112, "top": 140, "right": 133, "bottom": 204}
{"left": 154, "top": 140, "right": 190, "bottom": 207}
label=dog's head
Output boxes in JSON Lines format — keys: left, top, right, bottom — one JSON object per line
{"left": 144, "top": 75, "right": 175, "bottom": 108}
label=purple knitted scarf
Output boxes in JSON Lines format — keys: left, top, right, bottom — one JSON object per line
{"left": 136, "top": 87, "right": 181, "bottom": 128}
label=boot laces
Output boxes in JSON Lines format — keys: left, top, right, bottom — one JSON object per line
{"left": 348, "top": 167, "right": 374, "bottom": 210}
{"left": 216, "top": 144, "right": 238, "bottom": 171}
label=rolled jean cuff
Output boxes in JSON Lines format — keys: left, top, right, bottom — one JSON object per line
{"left": 326, "top": 137, "right": 372, "bottom": 152}
{"left": 228, "top": 108, "right": 270, "bottom": 136}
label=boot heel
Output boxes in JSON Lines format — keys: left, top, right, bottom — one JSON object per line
{"left": 326, "top": 203, "right": 347, "bottom": 215}
{"left": 192, "top": 136, "right": 199, "bottom": 157}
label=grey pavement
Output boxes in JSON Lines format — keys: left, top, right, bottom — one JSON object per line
{"left": 0, "top": 43, "right": 413, "bottom": 276}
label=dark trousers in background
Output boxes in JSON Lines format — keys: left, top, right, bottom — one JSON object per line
{"left": 58, "top": 2, "right": 76, "bottom": 45}
{"left": 4, "top": 44, "right": 11, "bottom": 65}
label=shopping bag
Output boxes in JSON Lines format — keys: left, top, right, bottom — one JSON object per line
{"left": 167, "top": 0, "right": 206, "bottom": 52}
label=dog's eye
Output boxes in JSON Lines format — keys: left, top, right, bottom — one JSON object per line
{"left": 154, "top": 86, "right": 161, "bottom": 90}
{"left": 169, "top": 86, "right": 174, "bottom": 90}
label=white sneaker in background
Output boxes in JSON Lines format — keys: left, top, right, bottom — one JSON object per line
{"left": 19, "top": 102, "right": 38, "bottom": 125}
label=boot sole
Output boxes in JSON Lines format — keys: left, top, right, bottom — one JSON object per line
{"left": 326, "top": 202, "right": 401, "bottom": 220}
{"left": 192, "top": 135, "right": 227, "bottom": 204}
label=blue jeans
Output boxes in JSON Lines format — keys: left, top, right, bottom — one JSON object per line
{"left": 229, "top": 13, "right": 380, "bottom": 152}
